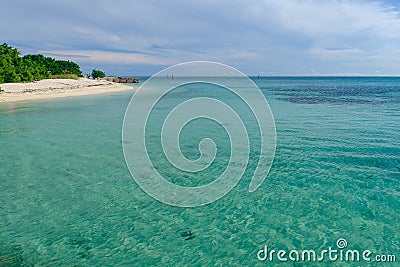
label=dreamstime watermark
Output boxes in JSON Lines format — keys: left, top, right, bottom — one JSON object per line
{"left": 257, "top": 238, "right": 397, "bottom": 263}
{"left": 122, "top": 61, "right": 276, "bottom": 207}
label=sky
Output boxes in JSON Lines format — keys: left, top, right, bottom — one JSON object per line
{"left": 2, "top": 0, "right": 400, "bottom": 76}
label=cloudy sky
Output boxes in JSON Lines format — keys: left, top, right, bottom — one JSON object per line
{"left": 2, "top": 0, "right": 400, "bottom": 76}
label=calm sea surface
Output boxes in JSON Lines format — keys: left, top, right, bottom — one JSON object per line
{"left": 0, "top": 77, "right": 399, "bottom": 266}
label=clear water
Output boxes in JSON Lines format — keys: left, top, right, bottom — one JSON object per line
{"left": 0, "top": 77, "right": 399, "bottom": 266}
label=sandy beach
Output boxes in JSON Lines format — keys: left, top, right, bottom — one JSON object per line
{"left": 0, "top": 78, "right": 134, "bottom": 103}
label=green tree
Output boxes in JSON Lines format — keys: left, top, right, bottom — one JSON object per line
{"left": 0, "top": 43, "right": 21, "bottom": 83}
{"left": 91, "top": 69, "right": 105, "bottom": 79}
{"left": 0, "top": 43, "right": 83, "bottom": 83}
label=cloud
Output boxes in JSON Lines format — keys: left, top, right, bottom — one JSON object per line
{"left": 1, "top": 0, "right": 400, "bottom": 75}
{"left": 41, "top": 50, "right": 171, "bottom": 65}
{"left": 309, "top": 48, "right": 370, "bottom": 61}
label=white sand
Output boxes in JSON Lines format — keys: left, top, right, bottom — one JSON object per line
{"left": 0, "top": 78, "right": 134, "bottom": 103}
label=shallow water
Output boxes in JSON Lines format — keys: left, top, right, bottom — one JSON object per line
{"left": 0, "top": 77, "right": 399, "bottom": 266}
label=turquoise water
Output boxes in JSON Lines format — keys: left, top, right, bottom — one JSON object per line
{"left": 0, "top": 77, "right": 399, "bottom": 266}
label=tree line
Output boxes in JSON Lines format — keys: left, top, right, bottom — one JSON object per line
{"left": 0, "top": 43, "right": 82, "bottom": 83}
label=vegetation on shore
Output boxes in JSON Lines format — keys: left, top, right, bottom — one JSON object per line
{"left": 51, "top": 74, "right": 80, "bottom": 80}
{"left": 91, "top": 69, "right": 106, "bottom": 79}
{"left": 0, "top": 43, "right": 82, "bottom": 84}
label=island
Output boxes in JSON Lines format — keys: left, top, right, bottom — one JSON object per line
{"left": 0, "top": 43, "right": 137, "bottom": 102}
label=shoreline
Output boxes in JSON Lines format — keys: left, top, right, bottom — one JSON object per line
{"left": 0, "top": 78, "right": 135, "bottom": 103}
